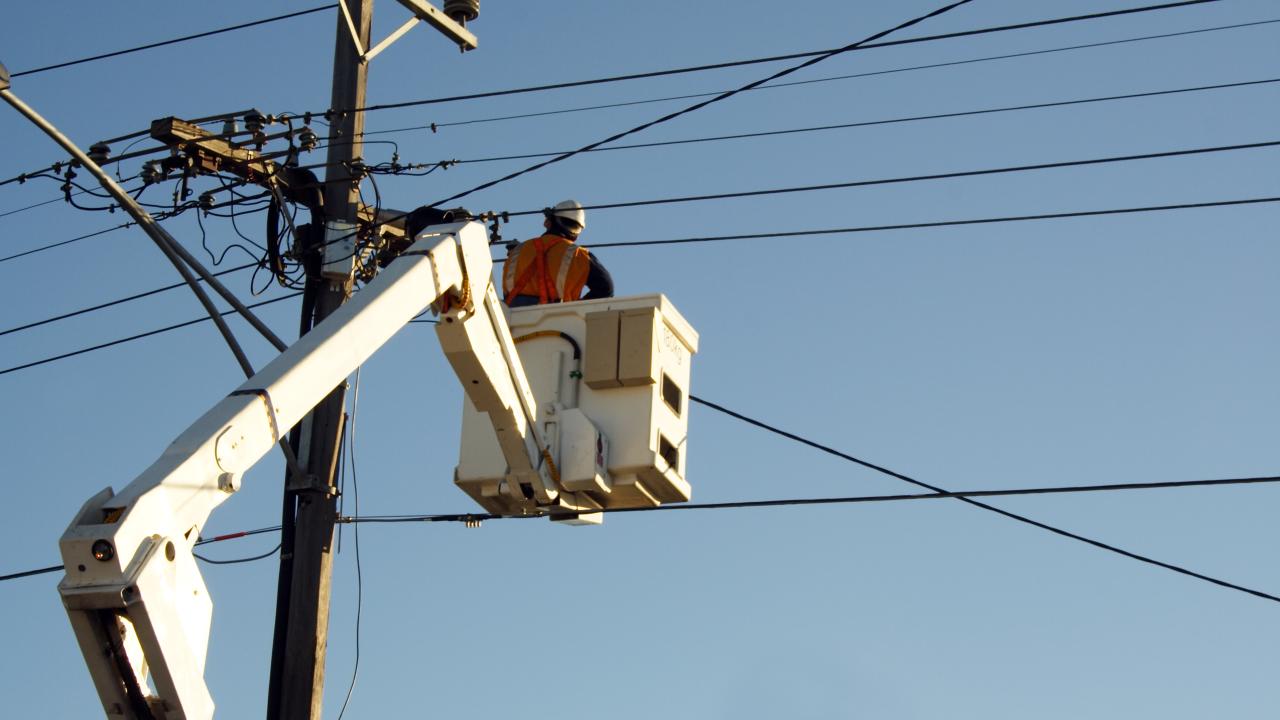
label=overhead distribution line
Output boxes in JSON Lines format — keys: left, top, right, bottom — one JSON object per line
{"left": 6, "top": 195, "right": 1277, "bottom": 377}
{"left": 504, "top": 140, "right": 1280, "bottom": 217}
{"left": 453, "top": 79, "right": 1280, "bottom": 165}
{"left": 349, "top": 475, "right": 1280, "bottom": 524}
{"left": 0, "top": 292, "right": 299, "bottom": 377}
{"left": 0, "top": 222, "right": 132, "bottom": 264}
{"left": 0, "top": 2, "right": 1251, "bottom": 215}
{"left": 365, "top": 17, "right": 1278, "bottom": 136}
{"left": 341, "top": 0, "right": 1223, "bottom": 116}
{"left": 687, "top": 395, "right": 1280, "bottom": 604}
{"left": 7, "top": 474, "right": 1279, "bottom": 583}
{"left": 11, "top": 75, "right": 1272, "bottom": 228}
{"left": 0, "top": 261, "right": 256, "bottom": 337}
{"left": 9, "top": 5, "right": 336, "bottom": 78}
{"left": 431, "top": 0, "right": 981, "bottom": 207}
{"left": 6, "top": 138, "right": 1277, "bottom": 336}
{"left": 582, "top": 197, "right": 1280, "bottom": 249}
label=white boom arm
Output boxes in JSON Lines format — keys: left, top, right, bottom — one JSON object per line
{"left": 57, "top": 221, "right": 559, "bottom": 719}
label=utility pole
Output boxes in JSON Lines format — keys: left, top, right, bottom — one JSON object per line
{"left": 268, "top": 2, "right": 371, "bottom": 719}
{"left": 266, "top": 2, "right": 478, "bottom": 719}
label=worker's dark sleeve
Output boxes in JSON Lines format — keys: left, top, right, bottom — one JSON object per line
{"left": 582, "top": 252, "right": 614, "bottom": 300}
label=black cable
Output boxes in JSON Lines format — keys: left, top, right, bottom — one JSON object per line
{"left": 0, "top": 292, "right": 300, "bottom": 376}
{"left": 0, "top": 261, "right": 255, "bottom": 337}
{"left": 431, "top": 0, "right": 978, "bottom": 207}
{"left": 0, "top": 195, "right": 64, "bottom": 217}
{"left": 339, "top": 0, "right": 1224, "bottom": 116}
{"left": 348, "top": 475, "right": 1280, "bottom": 524}
{"left": 6, "top": 196, "right": 1276, "bottom": 366}
{"left": 455, "top": 79, "right": 1280, "bottom": 165}
{"left": 505, "top": 140, "right": 1280, "bottom": 218}
{"left": 194, "top": 543, "right": 281, "bottom": 565}
{"left": 0, "top": 222, "right": 132, "bottom": 264}
{"left": 688, "top": 395, "right": 1280, "bottom": 604}
{"left": 10, "top": 5, "right": 336, "bottom": 78}
{"left": 336, "top": 369, "right": 365, "bottom": 720}
{"left": 8, "top": 475, "right": 1278, "bottom": 584}
{"left": 3, "top": 525, "right": 283, "bottom": 582}
{"left": 582, "top": 197, "right": 1280, "bottom": 249}
{"left": 364, "top": 19, "right": 1280, "bottom": 137}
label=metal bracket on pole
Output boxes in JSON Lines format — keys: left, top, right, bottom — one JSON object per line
{"left": 363, "top": 17, "right": 422, "bottom": 62}
{"left": 0, "top": 62, "right": 10, "bottom": 91}
{"left": 337, "top": 0, "right": 368, "bottom": 57}
{"left": 396, "top": 0, "right": 479, "bottom": 51}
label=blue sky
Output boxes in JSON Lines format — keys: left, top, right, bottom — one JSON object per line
{"left": 2, "top": 1, "right": 1278, "bottom": 717}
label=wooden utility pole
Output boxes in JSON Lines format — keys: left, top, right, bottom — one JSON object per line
{"left": 268, "top": 2, "right": 372, "bottom": 719}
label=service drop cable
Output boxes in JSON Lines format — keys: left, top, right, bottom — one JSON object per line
{"left": 6, "top": 474, "right": 1279, "bottom": 583}
{"left": 430, "top": 0, "right": 980, "bottom": 207}
{"left": 688, "top": 395, "right": 1280, "bottom": 604}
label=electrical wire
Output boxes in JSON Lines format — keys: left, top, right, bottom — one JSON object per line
{"left": 0, "top": 222, "right": 133, "bottom": 263}
{"left": 194, "top": 543, "right": 282, "bottom": 565}
{"left": 430, "top": 0, "right": 979, "bottom": 207}
{"left": 6, "top": 195, "right": 1277, "bottom": 374}
{"left": 0, "top": 292, "right": 300, "bottom": 376}
{"left": 364, "top": 18, "right": 1280, "bottom": 137}
{"left": 3, "top": 525, "right": 282, "bottom": 582}
{"left": 7, "top": 474, "right": 1279, "bottom": 584}
{"left": 452, "top": 79, "right": 1280, "bottom": 165}
{"left": 581, "top": 197, "right": 1280, "bottom": 249}
{"left": 9, "top": 5, "right": 336, "bottom": 78}
{"left": 688, "top": 395, "right": 1280, "bottom": 604}
{"left": 348, "top": 475, "right": 1280, "bottom": 524}
{"left": 0, "top": 1, "right": 1248, "bottom": 212}
{"left": 0, "top": 261, "right": 256, "bottom": 337}
{"left": 336, "top": 0, "right": 1225, "bottom": 116}
{"left": 336, "top": 368, "right": 364, "bottom": 720}
{"left": 503, "top": 140, "right": 1280, "bottom": 217}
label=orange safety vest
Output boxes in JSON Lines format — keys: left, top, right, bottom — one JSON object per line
{"left": 502, "top": 234, "right": 592, "bottom": 304}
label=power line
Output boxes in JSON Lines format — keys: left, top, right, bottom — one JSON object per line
{"left": 8, "top": 475, "right": 1278, "bottom": 584}
{"left": 505, "top": 140, "right": 1280, "bottom": 217}
{"left": 340, "top": 0, "right": 1225, "bottom": 116}
{"left": 452, "top": 79, "right": 1280, "bottom": 165}
{"left": 348, "top": 475, "right": 1280, "bottom": 523}
{"left": 194, "top": 543, "right": 281, "bottom": 565}
{"left": 0, "top": 260, "right": 256, "bottom": 337}
{"left": 12, "top": 73, "right": 1265, "bottom": 230}
{"left": 0, "top": 195, "right": 65, "bottom": 218}
{"left": 582, "top": 197, "right": 1280, "bottom": 249}
{"left": 5, "top": 195, "right": 1276, "bottom": 371}
{"left": 431, "top": 0, "right": 981, "bottom": 207}
{"left": 688, "top": 395, "right": 1280, "bottom": 604}
{"left": 9, "top": 5, "right": 336, "bottom": 78}
{"left": 0, "top": 292, "right": 299, "bottom": 376}
{"left": 0, "top": 222, "right": 133, "bottom": 264}
{"left": 363, "top": 18, "right": 1280, "bottom": 136}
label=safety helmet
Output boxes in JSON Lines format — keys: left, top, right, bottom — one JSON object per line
{"left": 548, "top": 199, "right": 586, "bottom": 231}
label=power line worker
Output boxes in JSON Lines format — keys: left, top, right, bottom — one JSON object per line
{"left": 503, "top": 199, "right": 614, "bottom": 307}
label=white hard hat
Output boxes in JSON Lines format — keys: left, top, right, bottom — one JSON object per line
{"left": 549, "top": 199, "right": 586, "bottom": 230}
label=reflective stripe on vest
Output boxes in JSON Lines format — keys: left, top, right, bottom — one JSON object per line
{"left": 502, "top": 234, "right": 591, "bottom": 304}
